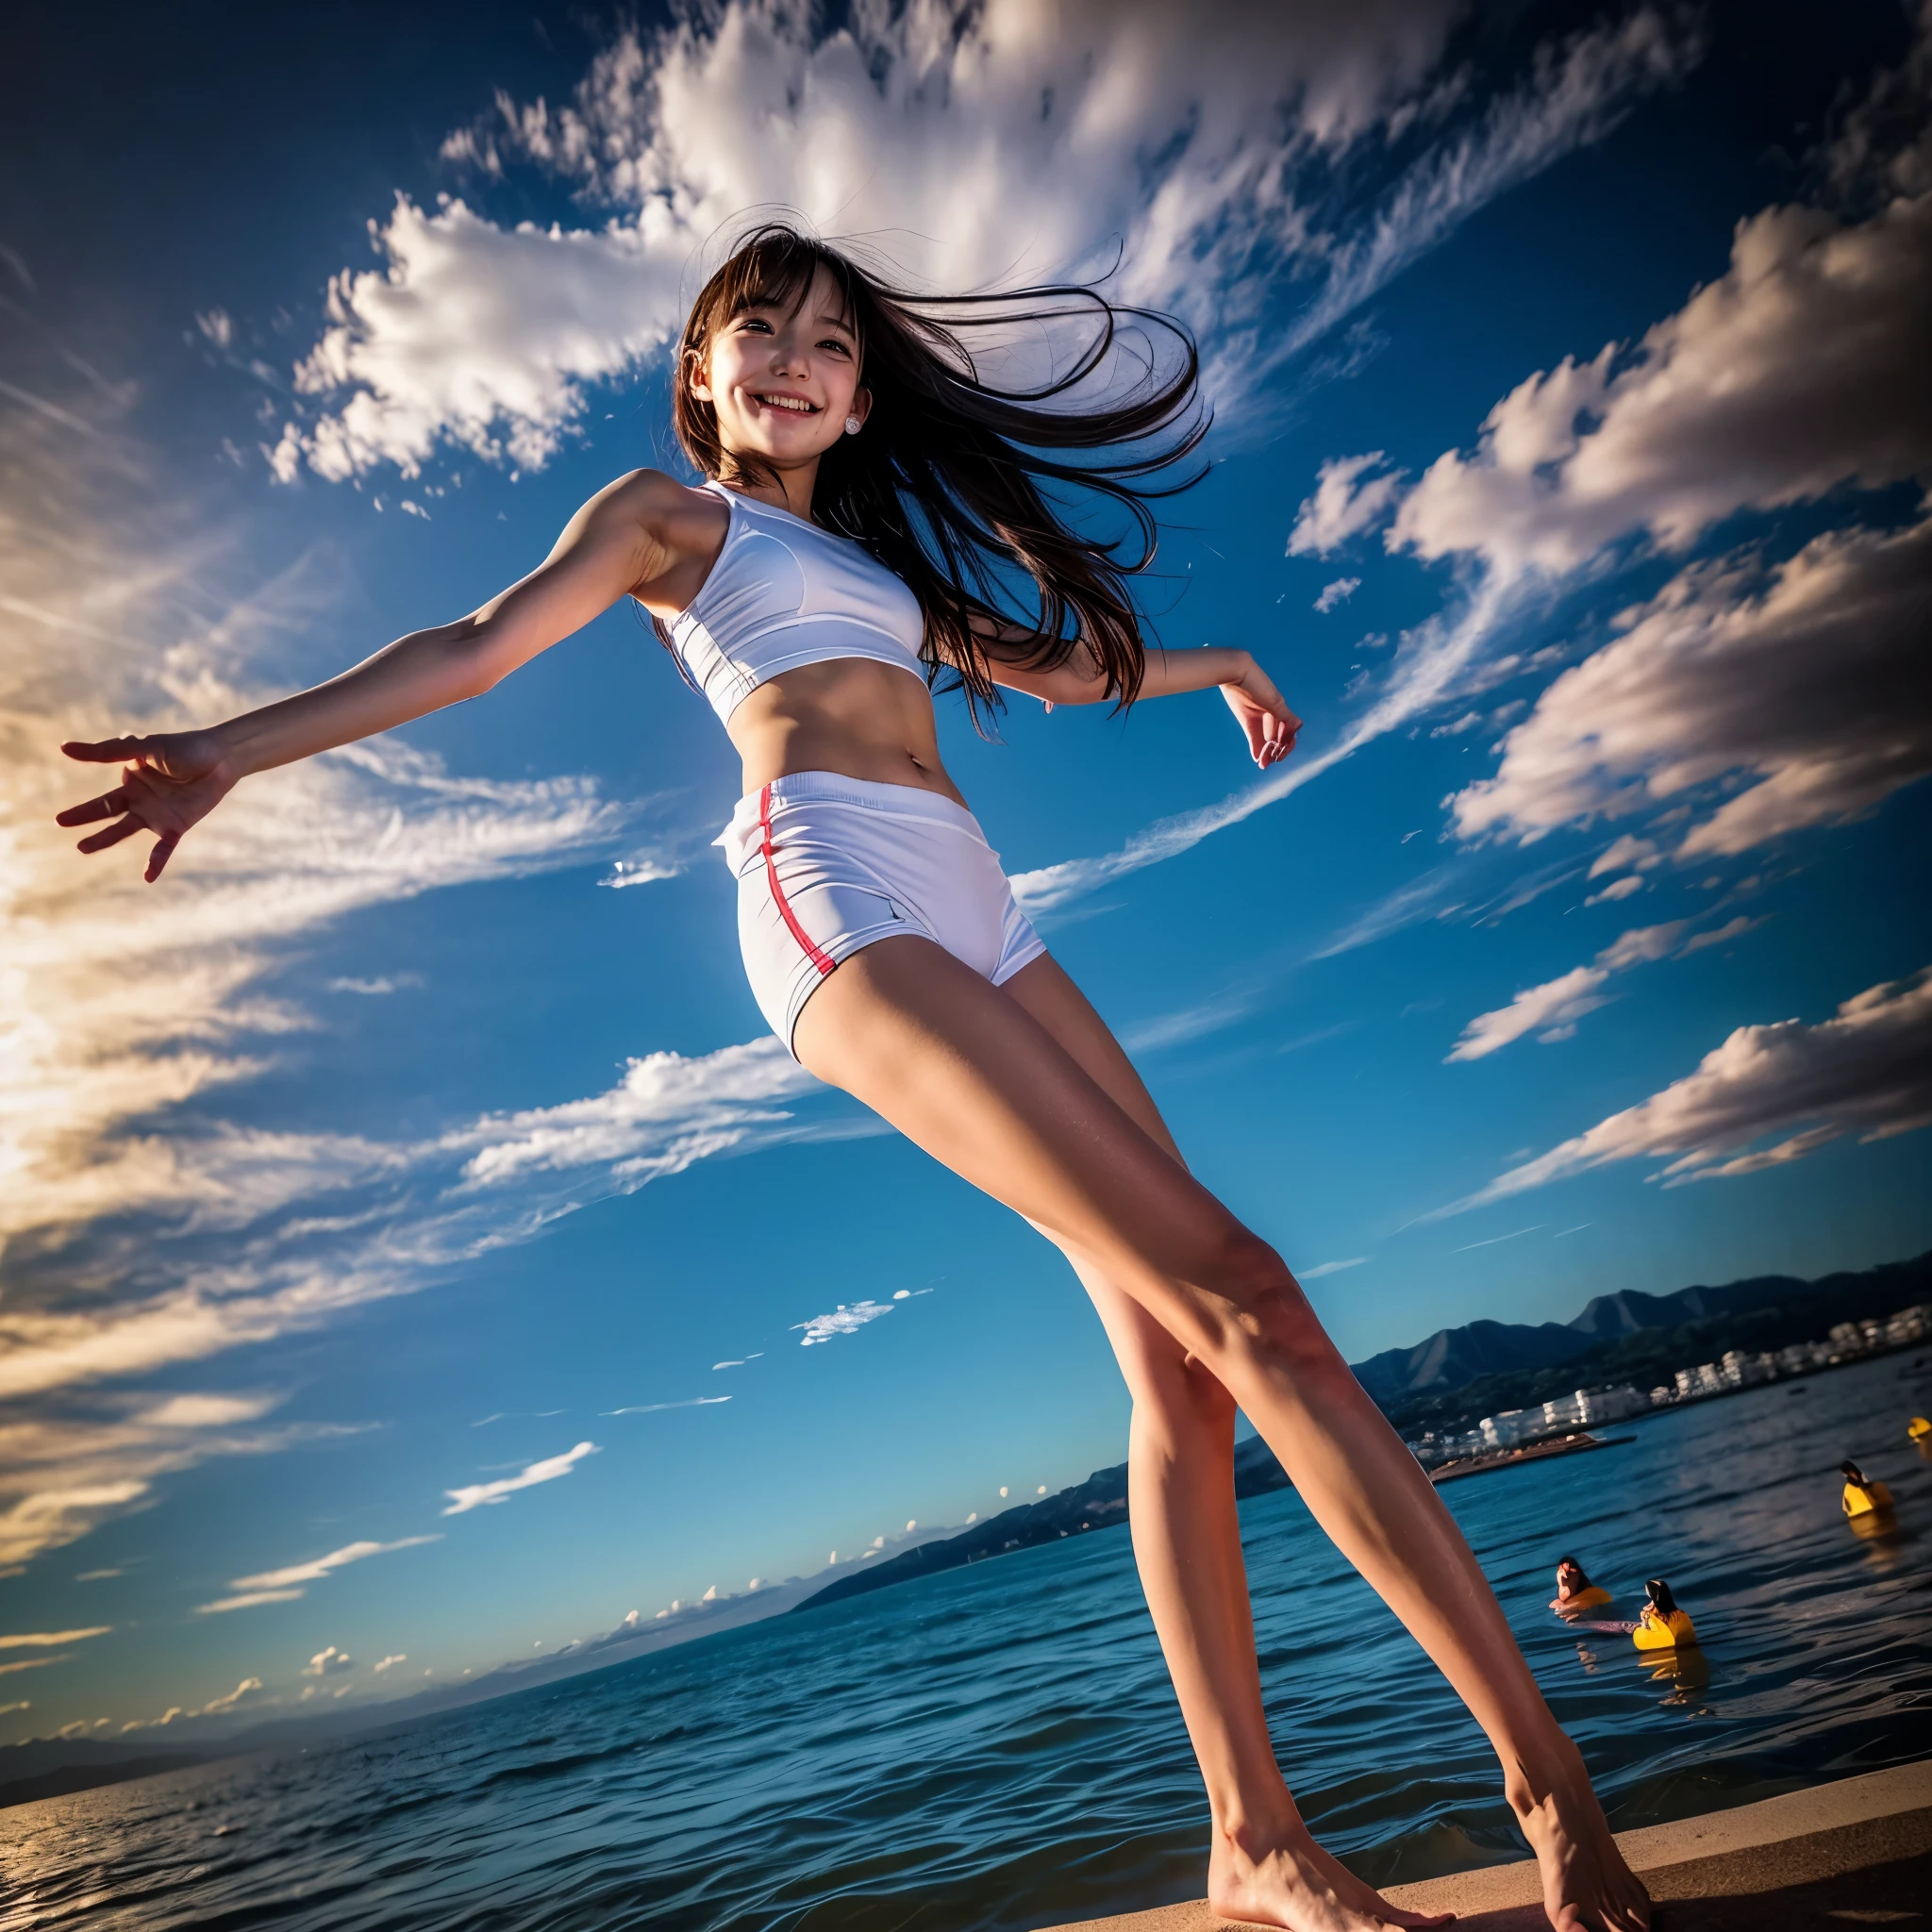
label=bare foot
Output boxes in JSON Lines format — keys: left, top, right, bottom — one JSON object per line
{"left": 1208, "top": 1816, "right": 1455, "bottom": 1931}
{"left": 1507, "top": 1743, "right": 1650, "bottom": 1932}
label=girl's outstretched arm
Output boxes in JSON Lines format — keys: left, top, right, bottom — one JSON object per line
{"left": 57, "top": 470, "right": 687, "bottom": 880}
{"left": 983, "top": 637, "right": 1302, "bottom": 770}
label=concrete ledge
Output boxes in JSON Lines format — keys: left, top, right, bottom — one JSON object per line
{"left": 1044, "top": 1759, "right": 1932, "bottom": 1931}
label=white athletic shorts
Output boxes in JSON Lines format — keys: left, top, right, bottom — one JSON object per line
{"left": 719, "top": 772, "right": 1047, "bottom": 1055}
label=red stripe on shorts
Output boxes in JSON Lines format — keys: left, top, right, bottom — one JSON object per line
{"left": 759, "top": 783, "right": 836, "bottom": 976}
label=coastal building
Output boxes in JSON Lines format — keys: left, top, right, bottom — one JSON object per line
{"left": 1650, "top": 1384, "right": 1676, "bottom": 1407}
{"left": 1480, "top": 1409, "right": 1536, "bottom": 1449}
{"left": 1885, "top": 1305, "right": 1929, "bottom": 1344}
{"left": 1720, "top": 1350, "right": 1777, "bottom": 1389}
{"left": 1829, "top": 1322, "right": 1866, "bottom": 1355}
{"left": 1674, "top": 1363, "right": 1726, "bottom": 1398}
{"left": 1579, "top": 1385, "right": 1648, "bottom": 1424}
{"left": 1540, "top": 1392, "right": 1586, "bottom": 1431}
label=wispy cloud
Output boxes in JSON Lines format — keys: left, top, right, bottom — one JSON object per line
{"left": 0, "top": 1626, "right": 110, "bottom": 1650}
{"left": 442, "top": 1441, "right": 599, "bottom": 1516}
{"left": 1300, "top": 1257, "right": 1369, "bottom": 1279}
{"left": 599, "top": 1397, "right": 731, "bottom": 1417}
{"left": 196, "top": 1535, "right": 441, "bottom": 1613}
{"left": 1121, "top": 991, "right": 1257, "bottom": 1054}
{"left": 1450, "top": 1224, "right": 1543, "bottom": 1252}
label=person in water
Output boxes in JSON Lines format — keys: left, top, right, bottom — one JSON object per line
{"left": 55, "top": 225, "right": 1648, "bottom": 1932}
{"left": 1550, "top": 1557, "right": 1611, "bottom": 1614}
{"left": 1631, "top": 1580, "right": 1697, "bottom": 1651}
{"left": 1840, "top": 1458, "right": 1894, "bottom": 1515}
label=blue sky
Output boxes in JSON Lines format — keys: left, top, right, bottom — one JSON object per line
{"left": 2, "top": 0, "right": 1927, "bottom": 1743}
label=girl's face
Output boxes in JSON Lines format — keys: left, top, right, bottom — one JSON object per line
{"left": 691, "top": 264, "right": 869, "bottom": 470}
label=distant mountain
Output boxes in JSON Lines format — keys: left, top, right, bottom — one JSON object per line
{"left": 1352, "top": 1262, "right": 1932, "bottom": 1401}
{"left": 794, "top": 1437, "right": 1290, "bottom": 1615}
{"left": 795, "top": 1251, "right": 1932, "bottom": 1617}
{"left": 1351, "top": 1318, "right": 1593, "bottom": 1402}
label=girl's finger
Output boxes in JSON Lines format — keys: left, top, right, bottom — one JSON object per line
{"left": 145, "top": 832, "right": 181, "bottom": 882}
{"left": 60, "top": 736, "right": 150, "bottom": 764}
{"left": 75, "top": 814, "right": 146, "bottom": 854}
{"left": 55, "top": 790, "right": 130, "bottom": 827}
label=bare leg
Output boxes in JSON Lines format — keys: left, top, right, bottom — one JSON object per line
{"left": 794, "top": 940, "right": 1648, "bottom": 1932}
{"left": 1006, "top": 961, "right": 1449, "bottom": 1928}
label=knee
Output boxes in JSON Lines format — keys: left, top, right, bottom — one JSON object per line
{"left": 1201, "top": 1230, "right": 1350, "bottom": 1389}
{"left": 1138, "top": 1349, "right": 1237, "bottom": 1436}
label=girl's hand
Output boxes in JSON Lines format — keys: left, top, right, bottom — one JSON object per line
{"left": 56, "top": 729, "right": 238, "bottom": 882}
{"left": 1220, "top": 654, "right": 1301, "bottom": 769}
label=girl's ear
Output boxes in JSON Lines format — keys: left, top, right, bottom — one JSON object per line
{"left": 849, "top": 387, "right": 872, "bottom": 427}
{"left": 686, "top": 346, "right": 714, "bottom": 404}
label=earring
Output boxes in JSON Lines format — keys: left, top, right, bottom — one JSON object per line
{"left": 843, "top": 415, "right": 861, "bottom": 436}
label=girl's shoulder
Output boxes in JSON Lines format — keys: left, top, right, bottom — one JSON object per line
{"left": 602, "top": 467, "right": 724, "bottom": 527}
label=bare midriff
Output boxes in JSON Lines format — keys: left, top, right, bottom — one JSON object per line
{"left": 723, "top": 657, "right": 968, "bottom": 808}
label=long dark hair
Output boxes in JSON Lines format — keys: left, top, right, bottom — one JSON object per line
{"left": 670, "top": 224, "right": 1208, "bottom": 717}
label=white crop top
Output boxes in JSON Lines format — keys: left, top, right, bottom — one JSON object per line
{"left": 664, "top": 481, "right": 929, "bottom": 724}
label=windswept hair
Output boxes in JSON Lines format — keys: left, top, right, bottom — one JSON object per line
{"left": 671, "top": 223, "right": 1208, "bottom": 717}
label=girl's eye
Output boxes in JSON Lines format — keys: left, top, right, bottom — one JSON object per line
{"left": 819, "top": 339, "right": 851, "bottom": 356}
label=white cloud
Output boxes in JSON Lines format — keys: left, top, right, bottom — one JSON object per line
{"left": 1313, "top": 576, "right": 1361, "bottom": 613}
{"left": 196, "top": 1591, "right": 305, "bottom": 1615}
{"left": 1300, "top": 1257, "right": 1368, "bottom": 1278}
{"left": 1451, "top": 513, "right": 1932, "bottom": 856}
{"left": 1585, "top": 874, "right": 1645, "bottom": 905}
{"left": 442, "top": 1441, "right": 599, "bottom": 1515}
{"left": 1447, "top": 917, "right": 1702, "bottom": 1061}
{"left": 445, "top": 1038, "right": 826, "bottom": 1188}
{"left": 1438, "top": 965, "right": 1932, "bottom": 1213}
{"left": 1678, "top": 914, "right": 1763, "bottom": 957}
{"left": 301, "top": 1645, "right": 353, "bottom": 1677}
{"left": 274, "top": 3, "right": 1697, "bottom": 481}
{"left": 1289, "top": 457, "right": 1404, "bottom": 556}
{"left": 135, "top": 1395, "right": 278, "bottom": 1429}
{"left": 1449, "top": 964, "right": 1617, "bottom": 1061}
{"left": 792, "top": 1301, "right": 894, "bottom": 1346}
{"left": 197, "top": 1676, "right": 261, "bottom": 1713}
{"left": 218, "top": 1534, "right": 441, "bottom": 1598}
{"left": 1391, "top": 190, "right": 1932, "bottom": 575}
{"left": 1589, "top": 834, "right": 1659, "bottom": 877}
{"left": 0, "top": 1626, "right": 110, "bottom": 1649}
{"left": 373, "top": 1654, "right": 408, "bottom": 1674}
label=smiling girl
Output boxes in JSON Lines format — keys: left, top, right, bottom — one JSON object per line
{"left": 58, "top": 225, "right": 1646, "bottom": 1932}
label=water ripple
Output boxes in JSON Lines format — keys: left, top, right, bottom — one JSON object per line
{"left": 4, "top": 1355, "right": 1930, "bottom": 1931}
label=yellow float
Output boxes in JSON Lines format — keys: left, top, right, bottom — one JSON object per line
{"left": 1632, "top": 1579, "right": 1697, "bottom": 1651}
{"left": 1840, "top": 1458, "right": 1894, "bottom": 1518}
{"left": 1909, "top": 1416, "right": 1931, "bottom": 1443}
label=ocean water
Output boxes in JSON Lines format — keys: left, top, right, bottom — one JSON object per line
{"left": 6, "top": 1353, "right": 1931, "bottom": 1931}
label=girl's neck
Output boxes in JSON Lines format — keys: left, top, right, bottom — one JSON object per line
{"left": 720, "top": 454, "right": 821, "bottom": 525}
